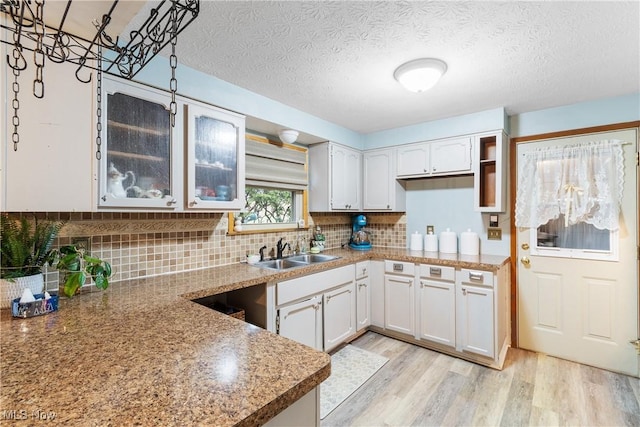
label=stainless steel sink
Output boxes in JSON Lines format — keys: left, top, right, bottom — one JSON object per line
{"left": 287, "top": 254, "right": 340, "bottom": 264}
{"left": 251, "top": 254, "right": 340, "bottom": 271}
{"left": 253, "top": 258, "right": 308, "bottom": 271}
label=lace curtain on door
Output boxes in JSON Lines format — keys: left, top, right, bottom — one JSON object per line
{"left": 515, "top": 139, "right": 625, "bottom": 231}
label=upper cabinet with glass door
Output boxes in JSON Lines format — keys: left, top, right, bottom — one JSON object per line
{"left": 99, "top": 78, "right": 179, "bottom": 209}
{"left": 185, "top": 102, "right": 245, "bottom": 210}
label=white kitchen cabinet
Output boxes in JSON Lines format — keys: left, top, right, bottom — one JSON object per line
{"left": 323, "top": 282, "right": 356, "bottom": 352}
{"left": 430, "top": 137, "right": 472, "bottom": 175}
{"left": 369, "top": 260, "right": 385, "bottom": 328}
{"left": 384, "top": 261, "right": 415, "bottom": 335}
{"left": 309, "top": 142, "right": 361, "bottom": 211}
{"left": 418, "top": 264, "right": 456, "bottom": 347}
{"left": 355, "top": 261, "right": 371, "bottom": 331}
{"left": 456, "top": 269, "right": 495, "bottom": 358}
{"left": 363, "top": 148, "right": 405, "bottom": 211}
{"left": 396, "top": 142, "right": 430, "bottom": 177}
{"left": 276, "top": 264, "right": 356, "bottom": 351}
{"left": 2, "top": 59, "right": 94, "bottom": 212}
{"left": 99, "top": 76, "right": 245, "bottom": 212}
{"left": 100, "top": 77, "right": 179, "bottom": 209}
{"left": 185, "top": 102, "right": 245, "bottom": 210}
{"left": 473, "top": 130, "right": 507, "bottom": 212}
{"left": 278, "top": 295, "right": 323, "bottom": 351}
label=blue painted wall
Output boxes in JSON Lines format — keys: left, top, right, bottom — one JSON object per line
{"left": 136, "top": 58, "right": 639, "bottom": 257}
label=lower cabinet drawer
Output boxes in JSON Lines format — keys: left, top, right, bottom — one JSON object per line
{"left": 459, "top": 268, "right": 493, "bottom": 286}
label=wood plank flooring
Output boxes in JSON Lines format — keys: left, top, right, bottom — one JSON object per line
{"left": 321, "top": 332, "right": 640, "bottom": 427}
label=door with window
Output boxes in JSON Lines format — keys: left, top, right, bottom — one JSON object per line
{"left": 515, "top": 127, "right": 638, "bottom": 376}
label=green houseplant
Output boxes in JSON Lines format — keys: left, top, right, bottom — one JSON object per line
{"left": 50, "top": 245, "right": 113, "bottom": 298}
{"left": 1, "top": 214, "right": 64, "bottom": 307}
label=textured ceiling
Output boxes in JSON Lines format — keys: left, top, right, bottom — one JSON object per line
{"left": 131, "top": 1, "right": 640, "bottom": 138}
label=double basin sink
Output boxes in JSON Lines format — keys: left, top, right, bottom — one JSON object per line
{"left": 251, "top": 253, "right": 340, "bottom": 271}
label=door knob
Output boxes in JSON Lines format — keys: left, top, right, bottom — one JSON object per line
{"left": 521, "top": 243, "right": 529, "bottom": 250}
{"left": 521, "top": 256, "right": 530, "bottom": 266}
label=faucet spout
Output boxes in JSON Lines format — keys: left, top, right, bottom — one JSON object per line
{"left": 276, "top": 238, "right": 290, "bottom": 259}
{"left": 259, "top": 245, "right": 268, "bottom": 261}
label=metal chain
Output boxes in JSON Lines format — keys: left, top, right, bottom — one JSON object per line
{"left": 95, "top": 44, "right": 103, "bottom": 160}
{"left": 33, "top": 0, "right": 46, "bottom": 98}
{"left": 169, "top": 1, "right": 178, "bottom": 127}
{"left": 10, "top": 7, "right": 22, "bottom": 151}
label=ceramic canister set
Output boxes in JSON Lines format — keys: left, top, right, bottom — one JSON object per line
{"left": 409, "top": 228, "right": 479, "bottom": 256}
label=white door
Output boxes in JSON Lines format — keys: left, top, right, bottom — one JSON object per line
{"left": 363, "top": 149, "right": 392, "bottom": 210}
{"left": 516, "top": 128, "right": 639, "bottom": 376}
{"left": 323, "top": 283, "right": 356, "bottom": 352}
{"left": 356, "top": 276, "right": 371, "bottom": 331}
{"left": 384, "top": 274, "right": 415, "bottom": 335}
{"left": 458, "top": 284, "right": 495, "bottom": 358}
{"left": 278, "top": 296, "right": 323, "bottom": 351}
{"left": 331, "top": 144, "right": 361, "bottom": 210}
{"left": 419, "top": 279, "right": 456, "bottom": 347}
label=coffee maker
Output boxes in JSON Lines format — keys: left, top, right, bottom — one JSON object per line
{"left": 349, "top": 214, "right": 372, "bottom": 251}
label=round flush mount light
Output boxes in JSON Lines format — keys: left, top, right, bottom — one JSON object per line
{"left": 278, "top": 129, "right": 299, "bottom": 144}
{"left": 394, "top": 58, "right": 447, "bottom": 93}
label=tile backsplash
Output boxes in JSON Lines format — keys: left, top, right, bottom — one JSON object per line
{"left": 8, "top": 212, "right": 406, "bottom": 284}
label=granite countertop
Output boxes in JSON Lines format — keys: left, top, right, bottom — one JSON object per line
{"left": 0, "top": 248, "right": 508, "bottom": 426}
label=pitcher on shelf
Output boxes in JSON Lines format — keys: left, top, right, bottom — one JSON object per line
{"left": 107, "top": 162, "right": 136, "bottom": 198}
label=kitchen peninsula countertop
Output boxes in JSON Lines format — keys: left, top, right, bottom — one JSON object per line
{"left": 0, "top": 248, "right": 508, "bottom": 426}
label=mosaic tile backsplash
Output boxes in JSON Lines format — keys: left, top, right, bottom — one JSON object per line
{"left": 6, "top": 212, "right": 406, "bottom": 285}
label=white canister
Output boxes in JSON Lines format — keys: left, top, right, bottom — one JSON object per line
{"left": 410, "top": 231, "right": 423, "bottom": 251}
{"left": 424, "top": 233, "right": 438, "bottom": 252}
{"left": 460, "top": 229, "right": 480, "bottom": 255}
{"left": 439, "top": 228, "right": 457, "bottom": 254}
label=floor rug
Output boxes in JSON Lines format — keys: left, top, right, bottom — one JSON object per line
{"left": 320, "top": 344, "right": 389, "bottom": 419}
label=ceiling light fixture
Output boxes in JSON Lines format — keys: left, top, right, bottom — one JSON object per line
{"left": 394, "top": 58, "right": 447, "bottom": 93}
{"left": 278, "top": 129, "right": 299, "bottom": 144}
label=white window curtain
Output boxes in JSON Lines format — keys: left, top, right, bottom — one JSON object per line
{"left": 515, "top": 139, "right": 625, "bottom": 231}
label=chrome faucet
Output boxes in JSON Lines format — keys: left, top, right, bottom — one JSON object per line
{"left": 276, "top": 238, "right": 291, "bottom": 259}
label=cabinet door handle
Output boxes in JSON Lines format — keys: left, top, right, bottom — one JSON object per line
{"left": 101, "top": 195, "right": 107, "bottom": 202}
{"left": 166, "top": 198, "right": 177, "bottom": 205}
{"left": 358, "top": 282, "right": 367, "bottom": 289}
{"left": 429, "top": 267, "right": 441, "bottom": 276}
{"left": 469, "top": 272, "right": 484, "bottom": 282}
{"left": 189, "top": 200, "right": 198, "bottom": 207}
{"left": 362, "top": 268, "right": 367, "bottom": 276}
{"left": 462, "top": 288, "right": 467, "bottom": 296}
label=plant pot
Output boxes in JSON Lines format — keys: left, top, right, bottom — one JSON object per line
{"left": 0, "top": 273, "right": 45, "bottom": 309}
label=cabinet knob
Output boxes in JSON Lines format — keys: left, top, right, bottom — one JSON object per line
{"left": 423, "top": 168, "right": 427, "bottom": 172}
{"left": 167, "top": 198, "right": 177, "bottom": 205}
{"left": 362, "top": 268, "right": 367, "bottom": 275}
{"left": 101, "top": 195, "right": 107, "bottom": 202}
{"left": 433, "top": 167, "right": 436, "bottom": 171}
{"left": 358, "top": 283, "right": 367, "bottom": 288}
{"left": 189, "top": 200, "right": 198, "bottom": 207}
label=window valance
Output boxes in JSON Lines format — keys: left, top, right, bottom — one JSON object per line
{"left": 245, "top": 135, "right": 308, "bottom": 191}
{"left": 515, "top": 139, "right": 625, "bottom": 230}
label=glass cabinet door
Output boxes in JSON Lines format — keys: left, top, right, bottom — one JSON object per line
{"left": 185, "top": 103, "right": 245, "bottom": 210}
{"left": 99, "top": 79, "right": 177, "bottom": 209}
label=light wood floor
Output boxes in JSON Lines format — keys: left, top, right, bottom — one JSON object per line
{"left": 321, "top": 332, "right": 640, "bottom": 427}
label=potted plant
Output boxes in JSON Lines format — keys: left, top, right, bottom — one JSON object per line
{"left": 0, "top": 214, "right": 64, "bottom": 308}
{"left": 50, "top": 245, "right": 113, "bottom": 298}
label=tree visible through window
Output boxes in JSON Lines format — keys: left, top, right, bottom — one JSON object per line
{"left": 243, "top": 187, "right": 294, "bottom": 224}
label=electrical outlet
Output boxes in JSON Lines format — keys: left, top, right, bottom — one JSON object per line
{"left": 426, "top": 225, "right": 434, "bottom": 235}
{"left": 487, "top": 228, "right": 502, "bottom": 240}
{"left": 72, "top": 237, "right": 91, "bottom": 253}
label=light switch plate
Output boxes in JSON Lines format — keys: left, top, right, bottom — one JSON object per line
{"left": 488, "top": 228, "right": 502, "bottom": 240}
